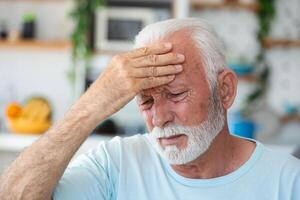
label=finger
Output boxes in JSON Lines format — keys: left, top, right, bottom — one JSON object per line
{"left": 131, "top": 64, "right": 183, "bottom": 78}
{"left": 139, "top": 75, "right": 176, "bottom": 90}
{"left": 130, "top": 53, "right": 185, "bottom": 68}
{"left": 121, "top": 42, "right": 172, "bottom": 58}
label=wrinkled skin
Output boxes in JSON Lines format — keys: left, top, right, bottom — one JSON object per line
{"left": 137, "top": 30, "right": 212, "bottom": 149}
{"left": 137, "top": 29, "right": 256, "bottom": 179}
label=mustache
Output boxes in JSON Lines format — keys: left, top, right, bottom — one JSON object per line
{"left": 151, "top": 124, "right": 188, "bottom": 139}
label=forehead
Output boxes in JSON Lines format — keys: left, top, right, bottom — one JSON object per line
{"left": 163, "top": 30, "right": 201, "bottom": 71}
{"left": 141, "top": 30, "right": 209, "bottom": 95}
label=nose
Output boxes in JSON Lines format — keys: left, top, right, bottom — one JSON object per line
{"left": 152, "top": 99, "right": 174, "bottom": 128}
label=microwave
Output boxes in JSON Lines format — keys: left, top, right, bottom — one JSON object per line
{"left": 95, "top": 7, "right": 162, "bottom": 52}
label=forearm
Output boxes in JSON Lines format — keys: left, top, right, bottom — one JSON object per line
{"left": 0, "top": 104, "right": 102, "bottom": 200}
{"left": 0, "top": 42, "right": 182, "bottom": 200}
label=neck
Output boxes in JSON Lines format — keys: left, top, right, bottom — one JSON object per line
{"left": 171, "top": 125, "right": 256, "bottom": 179}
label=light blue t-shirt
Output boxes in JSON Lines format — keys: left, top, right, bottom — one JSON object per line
{"left": 53, "top": 134, "right": 300, "bottom": 200}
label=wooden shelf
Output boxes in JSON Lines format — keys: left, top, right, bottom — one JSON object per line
{"left": 263, "top": 38, "right": 300, "bottom": 49}
{"left": 237, "top": 73, "right": 257, "bottom": 82}
{"left": 191, "top": 1, "right": 261, "bottom": 12}
{"left": 280, "top": 114, "right": 300, "bottom": 124}
{"left": 0, "top": 132, "right": 112, "bottom": 153}
{"left": 0, "top": 40, "right": 71, "bottom": 50}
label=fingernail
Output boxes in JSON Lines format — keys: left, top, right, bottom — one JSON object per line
{"left": 177, "top": 54, "right": 185, "bottom": 60}
{"left": 175, "top": 65, "right": 183, "bottom": 71}
{"left": 164, "top": 43, "right": 172, "bottom": 49}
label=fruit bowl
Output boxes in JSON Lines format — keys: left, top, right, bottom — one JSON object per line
{"left": 6, "top": 97, "right": 52, "bottom": 134}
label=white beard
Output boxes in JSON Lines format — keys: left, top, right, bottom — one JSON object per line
{"left": 149, "top": 92, "right": 225, "bottom": 165}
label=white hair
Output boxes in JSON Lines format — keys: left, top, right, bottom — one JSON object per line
{"left": 134, "top": 18, "right": 227, "bottom": 91}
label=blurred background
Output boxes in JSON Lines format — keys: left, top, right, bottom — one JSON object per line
{"left": 0, "top": 0, "right": 300, "bottom": 173}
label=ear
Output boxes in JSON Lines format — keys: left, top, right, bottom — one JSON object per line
{"left": 217, "top": 68, "right": 238, "bottom": 109}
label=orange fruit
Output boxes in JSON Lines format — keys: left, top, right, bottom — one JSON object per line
{"left": 6, "top": 103, "right": 22, "bottom": 119}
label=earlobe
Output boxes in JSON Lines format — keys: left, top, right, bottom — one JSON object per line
{"left": 217, "top": 69, "right": 238, "bottom": 109}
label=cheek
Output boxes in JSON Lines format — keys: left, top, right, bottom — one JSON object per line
{"left": 174, "top": 94, "right": 208, "bottom": 125}
{"left": 171, "top": 102, "right": 190, "bottom": 124}
{"left": 141, "top": 110, "right": 154, "bottom": 130}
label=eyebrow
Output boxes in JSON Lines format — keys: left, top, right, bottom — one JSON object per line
{"left": 137, "top": 92, "right": 151, "bottom": 99}
{"left": 138, "top": 94, "right": 150, "bottom": 99}
{"left": 165, "top": 82, "right": 188, "bottom": 90}
{"left": 138, "top": 83, "right": 188, "bottom": 98}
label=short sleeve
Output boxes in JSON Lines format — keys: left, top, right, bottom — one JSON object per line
{"left": 53, "top": 141, "right": 117, "bottom": 200}
{"left": 279, "top": 156, "right": 300, "bottom": 200}
{"left": 292, "top": 170, "right": 300, "bottom": 200}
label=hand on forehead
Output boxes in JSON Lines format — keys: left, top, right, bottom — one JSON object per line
{"left": 142, "top": 37, "right": 202, "bottom": 90}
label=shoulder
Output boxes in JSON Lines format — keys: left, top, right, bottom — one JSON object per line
{"left": 85, "top": 134, "right": 154, "bottom": 166}
{"left": 257, "top": 143, "right": 300, "bottom": 185}
{"left": 53, "top": 134, "right": 155, "bottom": 199}
{"left": 239, "top": 137, "right": 300, "bottom": 172}
{"left": 242, "top": 140, "right": 300, "bottom": 198}
{"left": 239, "top": 138, "right": 300, "bottom": 181}
{"left": 65, "top": 134, "right": 152, "bottom": 173}
{"left": 260, "top": 144, "right": 300, "bottom": 169}
{"left": 101, "top": 133, "right": 152, "bottom": 154}
{"left": 262, "top": 146, "right": 300, "bottom": 198}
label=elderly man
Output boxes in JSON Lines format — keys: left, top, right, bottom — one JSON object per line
{"left": 0, "top": 18, "right": 299, "bottom": 200}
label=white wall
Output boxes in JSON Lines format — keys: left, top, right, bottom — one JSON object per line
{"left": 0, "top": 48, "right": 73, "bottom": 123}
{"left": 0, "top": 0, "right": 74, "bottom": 128}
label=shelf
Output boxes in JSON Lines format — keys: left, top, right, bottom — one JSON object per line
{"left": 237, "top": 74, "right": 257, "bottom": 83}
{"left": 262, "top": 38, "right": 300, "bottom": 49}
{"left": 191, "top": 1, "right": 260, "bottom": 12}
{"left": 0, "top": 132, "right": 113, "bottom": 152}
{"left": 0, "top": 40, "right": 71, "bottom": 50}
{"left": 0, "top": 133, "right": 39, "bottom": 152}
{"left": 279, "top": 115, "right": 300, "bottom": 124}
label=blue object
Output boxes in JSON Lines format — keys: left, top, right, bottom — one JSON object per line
{"left": 228, "top": 63, "right": 254, "bottom": 76}
{"left": 228, "top": 113, "right": 256, "bottom": 139}
{"left": 284, "top": 103, "right": 298, "bottom": 115}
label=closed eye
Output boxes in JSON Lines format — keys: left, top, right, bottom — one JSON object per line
{"left": 139, "top": 98, "right": 154, "bottom": 110}
{"left": 167, "top": 91, "right": 188, "bottom": 101}
{"left": 141, "top": 99, "right": 153, "bottom": 105}
{"left": 169, "top": 92, "right": 185, "bottom": 98}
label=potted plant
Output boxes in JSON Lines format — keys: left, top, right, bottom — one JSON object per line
{"left": 21, "top": 12, "right": 36, "bottom": 39}
{"left": 69, "top": 0, "right": 105, "bottom": 100}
